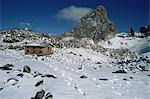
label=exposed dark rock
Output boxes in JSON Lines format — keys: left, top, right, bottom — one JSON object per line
{"left": 96, "top": 62, "right": 101, "bottom": 64}
{"left": 12, "top": 83, "right": 18, "bottom": 86}
{"left": 129, "top": 77, "right": 134, "bottom": 79}
{"left": 78, "top": 65, "right": 83, "bottom": 70}
{"left": 35, "top": 80, "right": 44, "bottom": 87}
{"left": 7, "top": 78, "right": 18, "bottom": 86}
{"left": 0, "top": 88, "right": 3, "bottom": 91}
{"left": 112, "top": 70, "right": 127, "bottom": 73}
{"left": 41, "top": 74, "right": 57, "bottom": 79}
{"left": 23, "top": 66, "right": 31, "bottom": 73}
{"left": 32, "top": 90, "right": 45, "bottom": 99}
{"left": 33, "top": 72, "right": 43, "bottom": 78}
{"left": 80, "top": 75, "right": 88, "bottom": 79}
{"left": 79, "top": 55, "right": 82, "bottom": 57}
{"left": 99, "top": 78, "right": 108, "bottom": 81}
{"left": 138, "top": 65, "right": 148, "bottom": 71}
{"left": 123, "top": 78, "right": 129, "bottom": 81}
{"left": 17, "top": 73, "right": 23, "bottom": 77}
{"left": 45, "top": 92, "right": 53, "bottom": 99}
{"left": 61, "top": 5, "right": 117, "bottom": 42}
{"left": 3, "top": 37, "right": 21, "bottom": 43}
{"left": 0, "top": 64, "right": 14, "bottom": 70}
{"left": 7, "top": 78, "right": 19, "bottom": 82}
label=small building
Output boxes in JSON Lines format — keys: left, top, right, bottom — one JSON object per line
{"left": 24, "top": 42, "right": 53, "bottom": 56}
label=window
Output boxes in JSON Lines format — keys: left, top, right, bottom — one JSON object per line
{"left": 27, "top": 50, "right": 29, "bottom": 52}
{"left": 26, "top": 50, "right": 29, "bottom": 54}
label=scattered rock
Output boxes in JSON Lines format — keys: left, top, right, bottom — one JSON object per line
{"left": 99, "top": 78, "right": 108, "bottom": 81}
{"left": 129, "top": 77, "right": 134, "bottom": 79}
{"left": 7, "top": 78, "right": 18, "bottom": 85}
{"left": 0, "top": 88, "right": 3, "bottom": 91}
{"left": 96, "top": 62, "right": 101, "bottom": 64}
{"left": 79, "top": 55, "right": 82, "bottom": 57}
{"left": 138, "top": 65, "right": 148, "bottom": 71}
{"left": 112, "top": 70, "right": 127, "bottom": 73}
{"left": 80, "top": 75, "right": 88, "bottom": 79}
{"left": 123, "top": 78, "right": 129, "bottom": 81}
{"left": 23, "top": 66, "right": 31, "bottom": 73}
{"left": 35, "top": 80, "right": 44, "bottom": 87}
{"left": 0, "top": 64, "right": 14, "bottom": 70}
{"left": 41, "top": 74, "right": 57, "bottom": 79}
{"left": 32, "top": 90, "right": 45, "bottom": 99}
{"left": 69, "top": 52, "right": 76, "bottom": 55}
{"left": 7, "top": 78, "right": 19, "bottom": 82}
{"left": 33, "top": 72, "right": 43, "bottom": 78}
{"left": 17, "top": 73, "right": 23, "bottom": 77}
{"left": 78, "top": 65, "right": 83, "bottom": 70}
{"left": 87, "top": 58, "right": 90, "bottom": 60}
{"left": 45, "top": 92, "right": 53, "bottom": 99}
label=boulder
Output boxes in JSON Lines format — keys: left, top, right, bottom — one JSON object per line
{"left": 112, "top": 70, "right": 127, "bottom": 73}
{"left": 23, "top": 66, "right": 31, "bottom": 73}
{"left": 32, "top": 90, "right": 45, "bottom": 99}
{"left": 0, "top": 64, "right": 14, "bottom": 70}
{"left": 45, "top": 92, "right": 53, "bottom": 99}
{"left": 35, "top": 80, "right": 44, "bottom": 87}
{"left": 80, "top": 75, "right": 88, "bottom": 79}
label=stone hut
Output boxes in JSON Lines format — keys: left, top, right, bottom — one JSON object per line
{"left": 24, "top": 42, "right": 53, "bottom": 56}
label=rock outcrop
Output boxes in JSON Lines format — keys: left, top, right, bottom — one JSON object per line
{"left": 62, "top": 6, "right": 117, "bottom": 42}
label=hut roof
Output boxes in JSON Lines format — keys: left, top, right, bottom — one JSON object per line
{"left": 25, "top": 42, "right": 50, "bottom": 48}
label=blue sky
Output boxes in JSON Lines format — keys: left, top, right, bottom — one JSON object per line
{"left": 1, "top": 0, "right": 149, "bottom": 34}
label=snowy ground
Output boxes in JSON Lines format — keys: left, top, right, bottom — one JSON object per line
{"left": 0, "top": 47, "right": 150, "bottom": 99}
{"left": 0, "top": 33, "right": 150, "bottom": 99}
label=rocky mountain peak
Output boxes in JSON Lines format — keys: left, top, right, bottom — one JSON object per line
{"left": 62, "top": 5, "right": 117, "bottom": 42}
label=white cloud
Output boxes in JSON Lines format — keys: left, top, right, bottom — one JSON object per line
{"left": 20, "top": 22, "right": 31, "bottom": 27}
{"left": 57, "top": 5, "right": 92, "bottom": 21}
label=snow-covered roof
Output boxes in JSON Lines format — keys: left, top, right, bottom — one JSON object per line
{"left": 25, "top": 42, "right": 50, "bottom": 47}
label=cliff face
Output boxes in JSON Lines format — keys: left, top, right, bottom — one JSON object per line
{"left": 62, "top": 6, "right": 117, "bottom": 42}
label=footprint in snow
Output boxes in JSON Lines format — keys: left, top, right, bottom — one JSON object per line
{"left": 71, "top": 68, "right": 74, "bottom": 71}
{"left": 61, "top": 71, "right": 65, "bottom": 77}
{"left": 68, "top": 77, "right": 72, "bottom": 81}
{"left": 49, "top": 65, "right": 52, "bottom": 67}
{"left": 45, "top": 63, "right": 49, "bottom": 65}
{"left": 93, "top": 78, "right": 97, "bottom": 81}
{"left": 78, "top": 88, "right": 86, "bottom": 96}
{"left": 96, "top": 83, "right": 100, "bottom": 88}
{"left": 54, "top": 67, "right": 58, "bottom": 71}
{"left": 113, "top": 91, "right": 122, "bottom": 96}
{"left": 67, "top": 82, "right": 71, "bottom": 86}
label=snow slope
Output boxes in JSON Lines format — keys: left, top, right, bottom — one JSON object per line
{"left": 99, "top": 34, "right": 150, "bottom": 55}
{"left": 0, "top": 48, "right": 150, "bottom": 99}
